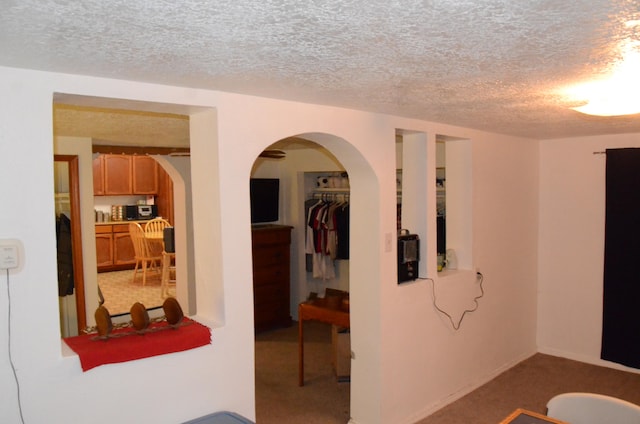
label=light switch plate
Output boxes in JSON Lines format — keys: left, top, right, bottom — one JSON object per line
{"left": 384, "top": 232, "right": 392, "bottom": 253}
{"left": 0, "top": 239, "right": 23, "bottom": 271}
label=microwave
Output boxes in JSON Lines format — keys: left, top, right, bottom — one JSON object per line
{"left": 124, "top": 205, "right": 158, "bottom": 220}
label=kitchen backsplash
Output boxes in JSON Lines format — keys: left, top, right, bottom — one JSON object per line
{"left": 93, "top": 195, "right": 150, "bottom": 214}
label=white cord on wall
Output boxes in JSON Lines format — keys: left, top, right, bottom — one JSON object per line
{"left": 422, "top": 271, "right": 485, "bottom": 330}
{"left": 6, "top": 269, "right": 25, "bottom": 423}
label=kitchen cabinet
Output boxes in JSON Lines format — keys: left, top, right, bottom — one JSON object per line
{"left": 92, "top": 156, "right": 105, "bottom": 195}
{"left": 132, "top": 156, "right": 158, "bottom": 194}
{"left": 96, "top": 223, "right": 136, "bottom": 272}
{"left": 95, "top": 226, "right": 113, "bottom": 268}
{"left": 113, "top": 224, "right": 136, "bottom": 266}
{"left": 104, "top": 154, "right": 132, "bottom": 195}
{"left": 155, "top": 164, "right": 174, "bottom": 224}
{"left": 93, "top": 154, "right": 160, "bottom": 196}
{"left": 251, "top": 225, "right": 293, "bottom": 332}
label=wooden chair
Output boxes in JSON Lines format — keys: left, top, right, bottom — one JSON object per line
{"left": 144, "top": 217, "right": 171, "bottom": 235}
{"left": 129, "top": 222, "right": 162, "bottom": 286}
{"left": 547, "top": 392, "right": 640, "bottom": 423}
{"left": 161, "top": 251, "right": 176, "bottom": 298}
{"left": 144, "top": 218, "right": 175, "bottom": 296}
{"left": 144, "top": 218, "right": 171, "bottom": 256}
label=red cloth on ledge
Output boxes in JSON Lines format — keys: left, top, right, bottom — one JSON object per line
{"left": 64, "top": 318, "right": 211, "bottom": 371}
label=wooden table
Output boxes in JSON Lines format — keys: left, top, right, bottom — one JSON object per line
{"left": 144, "top": 231, "right": 165, "bottom": 256}
{"left": 298, "top": 300, "right": 350, "bottom": 386}
{"left": 144, "top": 231, "right": 164, "bottom": 244}
{"left": 499, "top": 409, "right": 568, "bottom": 424}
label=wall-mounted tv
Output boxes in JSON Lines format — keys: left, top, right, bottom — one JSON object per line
{"left": 250, "top": 178, "right": 280, "bottom": 224}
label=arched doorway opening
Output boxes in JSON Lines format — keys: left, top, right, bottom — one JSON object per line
{"left": 251, "top": 133, "right": 377, "bottom": 423}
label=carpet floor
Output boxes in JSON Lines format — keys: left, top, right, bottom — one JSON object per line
{"left": 416, "top": 353, "right": 640, "bottom": 424}
{"left": 255, "top": 321, "right": 350, "bottom": 424}
{"left": 255, "top": 322, "right": 640, "bottom": 424}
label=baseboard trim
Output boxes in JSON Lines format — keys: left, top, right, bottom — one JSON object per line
{"left": 406, "top": 350, "right": 537, "bottom": 424}
{"left": 537, "top": 347, "right": 640, "bottom": 375}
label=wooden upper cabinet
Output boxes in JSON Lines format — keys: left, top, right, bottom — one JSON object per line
{"left": 156, "top": 164, "right": 174, "bottom": 224}
{"left": 103, "top": 154, "right": 132, "bottom": 195}
{"left": 93, "top": 154, "right": 164, "bottom": 196}
{"left": 132, "top": 156, "right": 158, "bottom": 194}
{"left": 92, "top": 155, "right": 105, "bottom": 195}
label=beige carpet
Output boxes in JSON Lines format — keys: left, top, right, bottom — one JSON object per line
{"left": 255, "top": 322, "right": 640, "bottom": 424}
{"left": 255, "top": 321, "right": 350, "bottom": 424}
{"left": 415, "top": 353, "right": 640, "bottom": 424}
{"left": 98, "top": 269, "right": 169, "bottom": 316}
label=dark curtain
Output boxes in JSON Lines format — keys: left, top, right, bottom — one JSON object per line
{"left": 601, "top": 148, "right": 640, "bottom": 369}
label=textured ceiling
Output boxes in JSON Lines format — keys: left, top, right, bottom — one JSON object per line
{"left": 3, "top": 0, "right": 640, "bottom": 141}
{"left": 53, "top": 104, "right": 190, "bottom": 148}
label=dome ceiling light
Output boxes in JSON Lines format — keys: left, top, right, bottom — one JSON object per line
{"left": 562, "top": 21, "right": 640, "bottom": 117}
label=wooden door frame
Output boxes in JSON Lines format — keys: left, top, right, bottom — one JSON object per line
{"left": 55, "top": 154, "right": 87, "bottom": 333}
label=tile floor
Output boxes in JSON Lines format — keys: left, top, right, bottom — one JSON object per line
{"left": 98, "top": 268, "right": 171, "bottom": 316}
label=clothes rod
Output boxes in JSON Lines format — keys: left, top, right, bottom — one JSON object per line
{"left": 311, "top": 192, "right": 350, "bottom": 201}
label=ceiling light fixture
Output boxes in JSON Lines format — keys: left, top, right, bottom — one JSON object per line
{"left": 563, "top": 33, "right": 640, "bottom": 116}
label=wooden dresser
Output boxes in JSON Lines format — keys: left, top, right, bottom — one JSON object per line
{"left": 251, "top": 225, "right": 293, "bottom": 332}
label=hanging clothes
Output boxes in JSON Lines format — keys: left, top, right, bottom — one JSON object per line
{"left": 56, "top": 213, "right": 74, "bottom": 296}
{"left": 305, "top": 195, "right": 350, "bottom": 280}
{"left": 335, "top": 203, "right": 349, "bottom": 260}
{"left": 304, "top": 198, "right": 318, "bottom": 272}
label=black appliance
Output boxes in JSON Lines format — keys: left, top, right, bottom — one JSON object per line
{"left": 398, "top": 233, "right": 419, "bottom": 283}
{"left": 163, "top": 227, "right": 175, "bottom": 253}
{"left": 250, "top": 178, "right": 279, "bottom": 224}
{"left": 124, "top": 204, "right": 158, "bottom": 220}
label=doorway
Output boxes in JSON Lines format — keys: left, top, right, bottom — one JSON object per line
{"left": 252, "top": 136, "right": 351, "bottom": 423}
{"left": 54, "top": 155, "right": 86, "bottom": 337}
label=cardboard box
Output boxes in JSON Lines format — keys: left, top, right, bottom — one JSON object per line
{"left": 331, "top": 325, "right": 351, "bottom": 382}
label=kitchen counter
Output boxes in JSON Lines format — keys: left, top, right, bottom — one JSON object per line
{"left": 95, "top": 220, "right": 155, "bottom": 226}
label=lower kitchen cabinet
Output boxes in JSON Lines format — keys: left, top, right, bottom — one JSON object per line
{"left": 251, "top": 225, "right": 293, "bottom": 332}
{"left": 95, "top": 226, "right": 113, "bottom": 268}
{"left": 113, "top": 225, "right": 136, "bottom": 266}
{"left": 96, "top": 223, "right": 137, "bottom": 272}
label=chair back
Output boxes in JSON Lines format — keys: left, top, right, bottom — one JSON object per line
{"left": 144, "top": 218, "right": 171, "bottom": 235}
{"left": 129, "top": 222, "right": 148, "bottom": 259}
{"left": 546, "top": 392, "right": 640, "bottom": 424}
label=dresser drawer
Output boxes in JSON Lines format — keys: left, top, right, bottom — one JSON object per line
{"left": 252, "top": 245, "right": 289, "bottom": 268}
{"left": 251, "top": 226, "right": 292, "bottom": 247}
{"left": 254, "top": 301, "right": 290, "bottom": 329}
{"left": 254, "top": 283, "right": 288, "bottom": 305}
{"left": 253, "top": 264, "right": 289, "bottom": 287}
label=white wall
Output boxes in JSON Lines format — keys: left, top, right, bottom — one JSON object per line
{"left": 0, "top": 65, "right": 540, "bottom": 424}
{"left": 538, "top": 133, "right": 640, "bottom": 373}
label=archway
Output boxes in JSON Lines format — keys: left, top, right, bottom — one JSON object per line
{"left": 250, "top": 133, "right": 381, "bottom": 423}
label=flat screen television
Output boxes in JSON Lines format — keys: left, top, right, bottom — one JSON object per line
{"left": 250, "top": 178, "right": 280, "bottom": 224}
